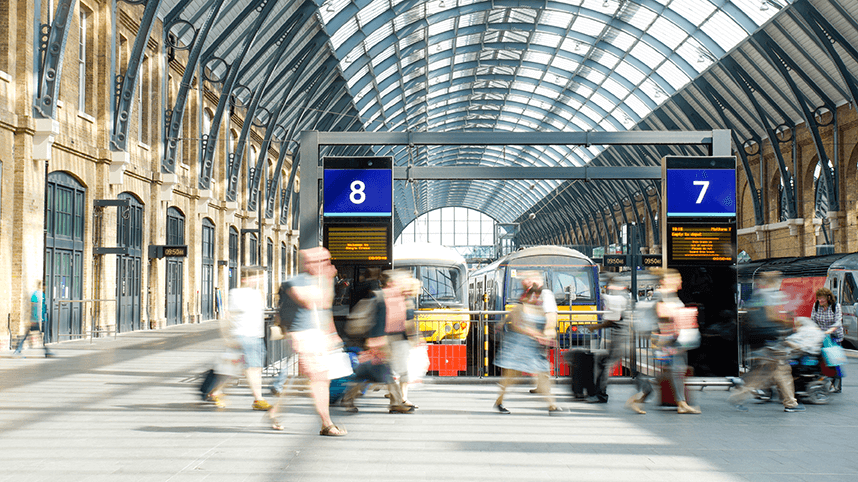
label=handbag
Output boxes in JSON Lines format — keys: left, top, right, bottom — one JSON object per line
{"left": 407, "top": 345, "right": 430, "bottom": 381}
{"left": 326, "top": 349, "right": 354, "bottom": 380}
{"left": 822, "top": 335, "right": 847, "bottom": 367}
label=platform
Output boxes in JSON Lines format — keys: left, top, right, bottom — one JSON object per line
{"left": 1, "top": 321, "right": 856, "bottom": 481}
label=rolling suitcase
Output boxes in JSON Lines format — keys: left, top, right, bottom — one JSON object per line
{"left": 658, "top": 366, "right": 692, "bottom": 406}
{"left": 565, "top": 349, "right": 596, "bottom": 398}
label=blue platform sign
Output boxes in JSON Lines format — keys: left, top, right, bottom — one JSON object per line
{"left": 323, "top": 168, "right": 392, "bottom": 217}
{"left": 666, "top": 168, "right": 736, "bottom": 217}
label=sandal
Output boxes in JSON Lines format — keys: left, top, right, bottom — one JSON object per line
{"left": 320, "top": 424, "right": 347, "bottom": 436}
{"left": 271, "top": 421, "right": 284, "bottom": 431}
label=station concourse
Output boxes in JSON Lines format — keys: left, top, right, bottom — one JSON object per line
{"left": 4, "top": 0, "right": 858, "bottom": 479}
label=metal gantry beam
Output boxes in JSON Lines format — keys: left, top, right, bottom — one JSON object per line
{"left": 298, "top": 129, "right": 731, "bottom": 248}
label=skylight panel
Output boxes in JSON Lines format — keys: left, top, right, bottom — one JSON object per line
{"left": 549, "top": 54, "right": 579, "bottom": 72}
{"left": 403, "top": 65, "right": 426, "bottom": 83}
{"left": 624, "top": 93, "right": 651, "bottom": 117}
{"left": 399, "top": 29, "right": 425, "bottom": 50}
{"left": 519, "top": 67, "right": 544, "bottom": 79}
{"left": 615, "top": 60, "right": 646, "bottom": 84}
{"left": 571, "top": 116, "right": 591, "bottom": 130}
{"left": 638, "top": 79, "right": 666, "bottom": 103}
{"left": 540, "top": 10, "right": 575, "bottom": 29}
{"left": 732, "top": 0, "right": 779, "bottom": 26}
{"left": 669, "top": 0, "right": 716, "bottom": 26}
{"left": 347, "top": 64, "right": 371, "bottom": 89}
{"left": 509, "top": 7, "right": 538, "bottom": 23}
{"left": 501, "top": 30, "right": 530, "bottom": 44}
{"left": 330, "top": 17, "right": 359, "bottom": 50}
{"left": 701, "top": 10, "right": 748, "bottom": 51}
{"left": 604, "top": 27, "right": 637, "bottom": 52}
{"left": 535, "top": 85, "right": 559, "bottom": 99}
{"left": 459, "top": 10, "right": 487, "bottom": 28}
{"left": 532, "top": 32, "right": 562, "bottom": 49}
{"left": 572, "top": 82, "right": 594, "bottom": 98}
{"left": 591, "top": 92, "right": 615, "bottom": 113}
{"left": 602, "top": 77, "right": 630, "bottom": 98}
{"left": 394, "top": 4, "right": 426, "bottom": 31}
{"left": 649, "top": 16, "right": 687, "bottom": 50}
{"left": 358, "top": 0, "right": 389, "bottom": 28}
{"left": 428, "top": 17, "right": 455, "bottom": 37}
{"left": 572, "top": 16, "right": 606, "bottom": 37}
{"left": 656, "top": 60, "right": 690, "bottom": 90}
{"left": 676, "top": 38, "right": 712, "bottom": 73}
{"left": 630, "top": 42, "right": 664, "bottom": 70}
{"left": 582, "top": 68, "right": 607, "bottom": 85}
{"left": 621, "top": 3, "right": 658, "bottom": 31}
{"left": 365, "top": 21, "right": 394, "bottom": 51}
{"left": 591, "top": 49, "right": 620, "bottom": 70}
{"left": 579, "top": 105, "right": 602, "bottom": 123}
{"left": 523, "top": 51, "right": 552, "bottom": 65}
{"left": 372, "top": 44, "right": 397, "bottom": 68}
{"left": 511, "top": 81, "right": 537, "bottom": 94}
{"left": 457, "top": 33, "right": 482, "bottom": 47}
{"left": 452, "top": 68, "right": 476, "bottom": 79}
{"left": 600, "top": 119, "right": 618, "bottom": 132}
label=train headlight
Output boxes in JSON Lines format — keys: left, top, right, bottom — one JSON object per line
{"left": 444, "top": 325, "right": 452, "bottom": 333}
{"left": 453, "top": 323, "right": 461, "bottom": 331}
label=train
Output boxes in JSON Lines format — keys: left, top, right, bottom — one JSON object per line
{"left": 737, "top": 252, "right": 858, "bottom": 348}
{"left": 392, "top": 243, "right": 470, "bottom": 343}
{"left": 468, "top": 246, "right": 602, "bottom": 344}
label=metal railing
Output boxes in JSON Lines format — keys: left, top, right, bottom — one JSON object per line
{"left": 55, "top": 299, "right": 118, "bottom": 343}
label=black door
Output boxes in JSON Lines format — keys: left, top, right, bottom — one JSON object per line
{"left": 267, "top": 238, "right": 274, "bottom": 307}
{"left": 44, "top": 172, "right": 85, "bottom": 343}
{"left": 165, "top": 207, "right": 185, "bottom": 325}
{"left": 228, "top": 226, "right": 238, "bottom": 289}
{"left": 201, "top": 218, "right": 215, "bottom": 320}
{"left": 116, "top": 193, "right": 143, "bottom": 332}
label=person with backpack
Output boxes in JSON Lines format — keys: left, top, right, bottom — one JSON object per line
{"left": 268, "top": 247, "right": 346, "bottom": 436}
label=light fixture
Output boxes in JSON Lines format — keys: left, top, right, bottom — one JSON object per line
{"left": 697, "top": 54, "right": 706, "bottom": 63}
{"left": 603, "top": 0, "right": 609, "bottom": 7}
{"left": 760, "top": 0, "right": 769, "bottom": 11}
{"left": 436, "top": 43, "right": 442, "bottom": 51}
{"left": 439, "top": 0, "right": 445, "bottom": 7}
{"left": 574, "top": 42, "right": 581, "bottom": 52}
{"left": 325, "top": 1, "right": 334, "bottom": 13}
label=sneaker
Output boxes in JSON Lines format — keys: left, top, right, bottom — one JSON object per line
{"left": 389, "top": 404, "right": 415, "bottom": 414}
{"left": 270, "top": 387, "right": 283, "bottom": 396}
{"left": 585, "top": 396, "right": 608, "bottom": 403}
{"left": 548, "top": 406, "right": 564, "bottom": 415}
{"left": 252, "top": 399, "right": 273, "bottom": 411}
{"left": 784, "top": 404, "right": 806, "bottom": 413}
{"left": 494, "top": 403, "right": 510, "bottom": 414}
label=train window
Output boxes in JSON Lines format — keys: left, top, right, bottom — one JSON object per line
{"left": 553, "top": 270, "right": 594, "bottom": 302}
{"left": 416, "top": 266, "right": 463, "bottom": 307}
{"left": 843, "top": 274, "right": 857, "bottom": 305}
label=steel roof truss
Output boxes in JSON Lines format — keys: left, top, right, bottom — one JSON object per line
{"left": 163, "top": 0, "right": 228, "bottom": 173}
{"left": 35, "top": 0, "right": 77, "bottom": 119}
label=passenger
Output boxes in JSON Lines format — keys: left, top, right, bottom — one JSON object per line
{"left": 728, "top": 271, "right": 805, "bottom": 412}
{"left": 395, "top": 274, "right": 424, "bottom": 408}
{"left": 811, "top": 287, "right": 843, "bottom": 393}
{"left": 210, "top": 267, "right": 271, "bottom": 411}
{"left": 493, "top": 271, "right": 562, "bottom": 415}
{"left": 340, "top": 270, "right": 415, "bottom": 413}
{"left": 528, "top": 279, "right": 558, "bottom": 395}
{"left": 651, "top": 268, "right": 701, "bottom": 414}
{"left": 588, "top": 274, "right": 629, "bottom": 404}
{"left": 268, "top": 247, "right": 346, "bottom": 436}
{"left": 13, "top": 280, "right": 55, "bottom": 358}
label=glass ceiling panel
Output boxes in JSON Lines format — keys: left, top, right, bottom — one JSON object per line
{"left": 701, "top": 10, "right": 749, "bottom": 51}
{"left": 650, "top": 16, "right": 689, "bottom": 50}
{"left": 670, "top": 0, "right": 718, "bottom": 26}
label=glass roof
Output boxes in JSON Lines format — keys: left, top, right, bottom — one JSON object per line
{"left": 316, "top": 0, "right": 783, "bottom": 222}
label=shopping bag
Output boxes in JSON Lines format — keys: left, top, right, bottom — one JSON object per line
{"left": 326, "top": 350, "right": 354, "bottom": 380}
{"left": 407, "top": 345, "right": 430, "bottom": 381}
{"left": 821, "top": 335, "right": 847, "bottom": 367}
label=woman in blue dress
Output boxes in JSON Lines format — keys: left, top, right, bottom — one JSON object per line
{"left": 493, "top": 271, "right": 562, "bottom": 414}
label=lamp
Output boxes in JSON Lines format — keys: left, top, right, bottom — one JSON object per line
{"left": 760, "top": 1, "right": 769, "bottom": 11}
{"left": 326, "top": 1, "right": 334, "bottom": 13}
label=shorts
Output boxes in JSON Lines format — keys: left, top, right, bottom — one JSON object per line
{"left": 237, "top": 336, "right": 264, "bottom": 368}
{"left": 291, "top": 329, "right": 331, "bottom": 381}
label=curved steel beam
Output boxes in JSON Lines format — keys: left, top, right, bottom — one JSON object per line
{"left": 35, "top": 0, "right": 77, "bottom": 119}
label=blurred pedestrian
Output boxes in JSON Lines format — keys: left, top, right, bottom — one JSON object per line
{"left": 651, "top": 268, "right": 701, "bottom": 414}
{"left": 588, "top": 274, "right": 628, "bottom": 403}
{"left": 340, "top": 270, "right": 415, "bottom": 413}
{"left": 268, "top": 247, "right": 346, "bottom": 436}
{"left": 493, "top": 271, "right": 561, "bottom": 415}
{"left": 811, "top": 287, "right": 843, "bottom": 393}
{"left": 208, "top": 268, "right": 271, "bottom": 411}
{"left": 728, "top": 271, "right": 804, "bottom": 412}
{"left": 13, "top": 280, "right": 54, "bottom": 358}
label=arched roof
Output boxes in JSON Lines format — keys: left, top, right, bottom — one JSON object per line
{"left": 155, "top": 0, "right": 858, "bottom": 242}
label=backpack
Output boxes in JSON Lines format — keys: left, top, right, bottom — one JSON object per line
{"left": 632, "top": 299, "right": 658, "bottom": 333}
{"left": 346, "top": 291, "right": 381, "bottom": 337}
{"left": 277, "top": 282, "right": 298, "bottom": 331}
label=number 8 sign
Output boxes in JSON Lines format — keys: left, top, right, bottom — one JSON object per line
{"left": 323, "top": 168, "right": 392, "bottom": 217}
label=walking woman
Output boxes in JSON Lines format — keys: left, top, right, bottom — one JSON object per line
{"left": 811, "top": 287, "right": 844, "bottom": 393}
{"left": 652, "top": 268, "right": 701, "bottom": 414}
{"left": 493, "top": 271, "right": 562, "bottom": 415}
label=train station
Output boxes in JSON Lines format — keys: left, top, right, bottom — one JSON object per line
{"left": 2, "top": 0, "right": 858, "bottom": 479}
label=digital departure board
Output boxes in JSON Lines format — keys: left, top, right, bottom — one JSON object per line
{"left": 667, "top": 224, "right": 736, "bottom": 265}
{"left": 324, "top": 225, "right": 391, "bottom": 263}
